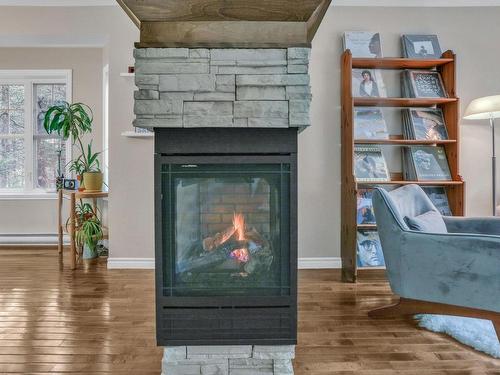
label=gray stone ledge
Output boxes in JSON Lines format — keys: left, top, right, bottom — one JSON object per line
{"left": 234, "top": 101, "right": 288, "bottom": 119}
{"left": 218, "top": 66, "right": 287, "bottom": 75}
{"left": 136, "top": 62, "right": 209, "bottom": 75}
{"left": 159, "top": 74, "right": 215, "bottom": 92}
{"left": 236, "top": 74, "right": 309, "bottom": 87}
{"left": 211, "top": 49, "right": 286, "bottom": 62}
{"left": 134, "top": 90, "right": 159, "bottom": 100}
{"left": 134, "top": 48, "right": 189, "bottom": 59}
{"left": 237, "top": 86, "right": 286, "bottom": 101}
{"left": 184, "top": 101, "right": 233, "bottom": 116}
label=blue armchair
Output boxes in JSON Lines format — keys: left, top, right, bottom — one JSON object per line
{"left": 370, "top": 184, "right": 500, "bottom": 339}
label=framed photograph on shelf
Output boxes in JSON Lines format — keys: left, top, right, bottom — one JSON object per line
{"left": 352, "top": 69, "right": 387, "bottom": 98}
{"left": 354, "top": 145, "right": 390, "bottom": 182}
{"left": 402, "top": 34, "right": 442, "bottom": 59}
{"left": 343, "top": 31, "right": 383, "bottom": 58}
{"left": 356, "top": 230, "right": 385, "bottom": 268}
{"left": 405, "top": 70, "right": 447, "bottom": 98}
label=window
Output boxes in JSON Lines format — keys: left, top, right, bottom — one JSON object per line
{"left": 0, "top": 71, "right": 72, "bottom": 194}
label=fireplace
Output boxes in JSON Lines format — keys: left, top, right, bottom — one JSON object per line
{"left": 155, "top": 128, "right": 297, "bottom": 346}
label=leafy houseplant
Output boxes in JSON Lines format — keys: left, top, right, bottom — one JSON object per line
{"left": 45, "top": 102, "right": 105, "bottom": 259}
{"left": 74, "top": 203, "right": 103, "bottom": 259}
{"left": 43, "top": 102, "right": 103, "bottom": 192}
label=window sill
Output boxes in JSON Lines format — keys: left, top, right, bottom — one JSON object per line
{"left": 0, "top": 191, "right": 58, "bottom": 200}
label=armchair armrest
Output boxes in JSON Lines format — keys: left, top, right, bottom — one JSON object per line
{"left": 443, "top": 216, "right": 500, "bottom": 236}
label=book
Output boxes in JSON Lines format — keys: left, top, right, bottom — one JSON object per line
{"left": 352, "top": 69, "right": 387, "bottom": 98}
{"left": 343, "top": 31, "right": 383, "bottom": 58}
{"left": 354, "top": 145, "right": 390, "bottom": 182}
{"left": 357, "top": 230, "right": 385, "bottom": 268}
{"left": 403, "top": 70, "right": 447, "bottom": 98}
{"left": 402, "top": 34, "right": 442, "bottom": 59}
{"left": 403, "top": 146, "right": 452, "bottom": 181}
{"left": 357, "top": 189, "right": 376, "bottom": 225}
{"left": 402, "top": 108, "right": 448, "bottom": 140}
{"left": 422, "top": 186, "right": 452, "bottom": 216}
{"left": 354, "top": 108, "right": 389, "bottom": 139}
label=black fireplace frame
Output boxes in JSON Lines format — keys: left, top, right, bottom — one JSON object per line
{"left": 154, "top": 128, "right": 298, "bottom": 346}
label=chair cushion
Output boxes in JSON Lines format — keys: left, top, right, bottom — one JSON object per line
{"left": 404, "top": 210, "right": 448, "bottom": 233}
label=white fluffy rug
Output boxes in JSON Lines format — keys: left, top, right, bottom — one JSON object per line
{"left": 416, "top": 315, "right": 500, "bottom": 358}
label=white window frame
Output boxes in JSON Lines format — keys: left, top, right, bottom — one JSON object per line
{"left": 0, "top": 70, "right": 72, "bottom": 198}
{"left": 102, "top": 64, "right": 109, "bottom": 187}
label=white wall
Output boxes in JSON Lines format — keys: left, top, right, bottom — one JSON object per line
{"left": 302, "top": 6, "right": 500, "bottom": 258}
{"left": 0, "top": 5, "right": 499, "bottom": 261}
{"left": 0, "top": 47, "right": 103, "bottom": 236}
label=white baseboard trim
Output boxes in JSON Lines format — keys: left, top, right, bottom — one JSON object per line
{"left": 0, "top": 234, "right": 69, "bottom": 245}
{"left": 107, "top": 257, "right": 341, "bottom": 270}
{"left": 298, "top": 257, "right": 342, "bottom": 269}
{"left": 107, "top": 258, "right": 156, "bottom": 269}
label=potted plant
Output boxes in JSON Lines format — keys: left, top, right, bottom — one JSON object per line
{"left": 43, "top": 102, "right": 99, "bottom": 190}
{"left": 73, "top": 202, "right": 103, "bottom": 259}
{"left": 80, "top": 141, "right": 103, "bottom": 192}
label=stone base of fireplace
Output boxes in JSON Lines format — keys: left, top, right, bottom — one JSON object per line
{"left": 161, "top": 345, "right": 295, "bottom": 374}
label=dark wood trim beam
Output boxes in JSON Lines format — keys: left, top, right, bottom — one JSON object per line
{"left": 137, "top": 21, "right": 310, "bottom": 49}
{"left": 116, "top": 0, "right": 141, "bottom": 28}
{"left": 307, "top": 0, "right": 331, "bottom": 42}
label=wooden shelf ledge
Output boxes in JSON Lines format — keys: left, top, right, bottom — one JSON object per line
{"left": 353, "top": 97, "right": 458, "bottom": 107}
{"left": 354, "top": 139, "right": 457, "bottom": 145}
{"left": 356, "top": 180, "right": 464, "bottom": 186}
{"left": 352, "top": 57, "right": 454, "bottom": 70}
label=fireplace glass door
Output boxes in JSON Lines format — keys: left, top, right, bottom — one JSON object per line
{"left": 161, "top": 163, "right": 290, "bottom": 297}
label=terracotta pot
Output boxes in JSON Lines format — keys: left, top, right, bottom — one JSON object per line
{"left": 77, "top": 175, "right": 85, "bottom": 191}
{"left": 83, "top": 172, "right": 103, "bottom": 192}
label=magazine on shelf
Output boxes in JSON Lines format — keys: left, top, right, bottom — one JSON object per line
{"left": 357, "top": 188, "right": 376, "bottom": 225}
{"left": 357, "top": 230, "right": 385, "bottom": 268}
{"left": 354, "top": 108, "right": 389, "bottom": 139}
{"left": 422, "top": 186, "right": 453, "bottom": 216}
{"left": 402, "top": 34, "right": 442, "bottom": 59}
{"left": 354, "top": 145, "right": 390, "bottom": 182}
{"left": 403, "top": 146, "right": 452, "bottom": 181}
{"left": 352, "top": 69, "right": 387, "bottom": 98}
{"left": 402, "top": 70, "right": 447, "bottom": 98}
{"left": 343, "top": 31, "right": 383, "bottom": 58}
{"left": 402, "top": 108, "right": 448, "bottom": 140}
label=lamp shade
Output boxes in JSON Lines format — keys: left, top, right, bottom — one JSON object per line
{"left": 464, "top": 95, "right": 500, "bottom": 120}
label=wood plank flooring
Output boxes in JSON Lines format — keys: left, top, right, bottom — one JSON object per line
{"left": 0, "top": 248, "right": 498, "bottom": 374}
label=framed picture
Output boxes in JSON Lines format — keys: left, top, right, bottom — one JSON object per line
{"left": 354, "top": 145, "right": 390, "bottom": 182}
{"left": 402, "top": 34, "right": 442, "bottom": 59}
{"left": 352, "top": 69, "right": 387, "bottom": 98}
{"left": 407, "top": 70, "right": 447, "bottom": 98}
{"left": 357, "top": 230, "right": 385, "bottom": 268}
{"left": 344, "top": 31, "right": 383, "bottom": 58}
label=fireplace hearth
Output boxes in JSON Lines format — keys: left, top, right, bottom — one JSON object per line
{"left": 155, "top": 128, "right": 297, "bottom": 346}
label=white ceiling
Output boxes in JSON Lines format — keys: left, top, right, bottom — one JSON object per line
{"left": 0, "top": 0, "right": 499, "bottom": 5}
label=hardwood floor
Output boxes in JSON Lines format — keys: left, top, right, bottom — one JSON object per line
{"left": 0, "top": 248, "right": 498, "bottom": 374}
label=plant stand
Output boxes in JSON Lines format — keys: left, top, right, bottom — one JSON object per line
{"left": 58, "top": 189, "right": 109, "bottom": 269}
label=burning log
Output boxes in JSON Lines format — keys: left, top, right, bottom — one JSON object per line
{"left": 178, "top": 212, "right": 273, "bottom": 276}
{"left": 202, "top": 225, "right": 236, "bottom": 252}
{"left": 177, "top": 240, "right": 249, "bottom": 274}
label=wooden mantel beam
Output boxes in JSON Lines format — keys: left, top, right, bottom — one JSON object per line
{"left": 116, "top": 0, "right": 331, "bottom": 48}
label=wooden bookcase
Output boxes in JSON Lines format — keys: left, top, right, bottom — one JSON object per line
{"left": 341, "top": 50, "right": 465, "bottom": 283}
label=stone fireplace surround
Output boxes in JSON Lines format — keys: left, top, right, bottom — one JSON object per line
{"left": 134, "top": 47, "right": 311, "bottom": 131}
{"left": 134, "top": 47, "right": 311, "bottom": 375}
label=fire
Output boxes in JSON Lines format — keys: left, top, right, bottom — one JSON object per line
{"left": 230, "top": 213, "right": 250, "bottom": 263}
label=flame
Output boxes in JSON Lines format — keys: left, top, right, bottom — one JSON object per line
{"left": 230, "top": 213, "right": 250, "bottom": 263}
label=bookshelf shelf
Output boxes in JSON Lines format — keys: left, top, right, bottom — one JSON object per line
{"left": 353, "top": 97, "right": 457, "bottom": 107}
{"left": 356, "top": 180, "right": 464, "bottom": 186}
{"left": 341, "top": 49, "right": 465, "bottom": 283}
{"left": 352, "top": 57, "right": 454, "bottom": 70}
{"left": 354, "top": 138, "right": 457, "bottom": 145}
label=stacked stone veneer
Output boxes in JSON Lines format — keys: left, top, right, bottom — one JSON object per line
{"left": 162, "top": 345, "right": 295, "bottom": 375}
{"left": 133, "top": 48, "right": 311, "bottom": 130}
